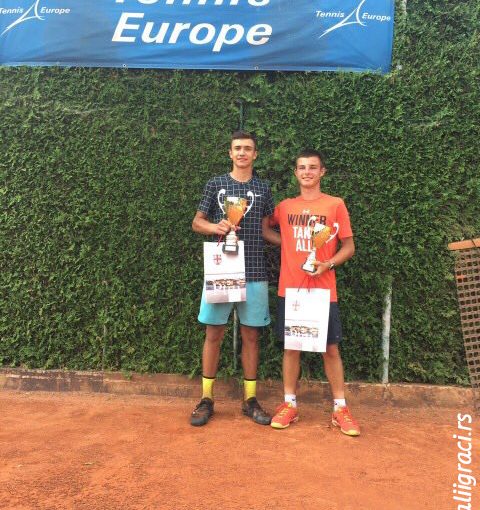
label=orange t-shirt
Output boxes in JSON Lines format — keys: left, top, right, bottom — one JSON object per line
{"left": 272, "top": 194, "right": 353, "bottom": 301}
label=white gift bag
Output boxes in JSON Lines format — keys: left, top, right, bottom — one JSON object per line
{"left": 203, "top": 241, "right": 246, "bottom": 303}
{"left": 284, "top": 288, "right": 330, "bottom": 352}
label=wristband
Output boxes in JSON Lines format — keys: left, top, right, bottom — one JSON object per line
{"left": 328, "top": 261, "right": 336, "bottom": 270}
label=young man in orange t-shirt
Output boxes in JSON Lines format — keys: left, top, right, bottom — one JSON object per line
{"left": 263, "top": 149, "right": 360, "bottom": 436}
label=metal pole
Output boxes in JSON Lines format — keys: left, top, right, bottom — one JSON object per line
{"left": 380, "top": 0, "right": 405, "bottom": 383}
{"left": 238, "top": 100, "right": 244, "bottom": 130}
{"left": 381, "top": 281, "right": 393, "bottom": 384}
{"left": 232, "top": 101, "right": 244, "bottom": 370}
{"left": 102, "top": 323, "right": 107, "bottom": 371}
{"left": 233, "top": 308, "right": 239, "bottom": 370}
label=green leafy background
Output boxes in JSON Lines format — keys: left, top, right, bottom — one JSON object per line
{"left": 1, "top": 1, "right": 478, "bottom": 384}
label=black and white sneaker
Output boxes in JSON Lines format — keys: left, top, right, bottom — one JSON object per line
{"left": 242, "top": 397, "right": 271, "bottom": 425}
{"left": 190, "top": 398, "right": 214, "bottom": 427}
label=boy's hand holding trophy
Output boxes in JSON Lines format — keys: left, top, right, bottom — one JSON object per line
{"left": 302, "top": 217, "right": 338, "bottom": 273}
{"left": 222, "top": 197, "right": 247, "bottom": 254}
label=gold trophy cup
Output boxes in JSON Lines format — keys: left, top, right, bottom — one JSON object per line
{"left": 302, "top": 217, "right": 336, "bottom": 273}
{"left": 223, "top": 197, "right": 247, "bottom": 254}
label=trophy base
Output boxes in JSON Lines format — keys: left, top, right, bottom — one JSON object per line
{"left": 302, "top": 262, "right": 316, "bottom": 273}
{"left": 223, "top": 243, "right": 239, "bottom": 255}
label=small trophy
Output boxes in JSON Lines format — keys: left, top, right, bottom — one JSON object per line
{"left": 302, "top": 217, "right": 334, "bottom": 273}
{"left": 222, "top": 197, "right": 247, "bottom": 254}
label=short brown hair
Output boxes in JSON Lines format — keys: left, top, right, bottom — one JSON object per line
{"left": 231, "top": 130, "right": 257, "bottom": 150}
{"left": 296, "top": 149, "right": 325, "bottom": 167}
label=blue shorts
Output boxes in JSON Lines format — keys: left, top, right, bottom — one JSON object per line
{"left": 198, "top": 281, "right": 270, "bottom": 327}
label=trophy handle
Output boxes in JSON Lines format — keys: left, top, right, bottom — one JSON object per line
{"left": 326, "top": 222, "right": 340, "bottom": 243}
{"left": 308, "top": 215, "right": 318, "bottom": 228}
{"left": 245, "top": 191, "right": 254, "bottom": 215}
{"left": 217, "top": 189, "right": 226, "bottom": 215}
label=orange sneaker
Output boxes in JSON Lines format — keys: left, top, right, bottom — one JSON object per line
{"left": 270, "top": 402, "right": 298, "bottom": 429}
{"left": 332, "top": 406, "right": 360, "bottom": 436}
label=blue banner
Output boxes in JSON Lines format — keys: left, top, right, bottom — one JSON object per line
{"left": 0, "top": 0, "right": 395, "bottom": 73}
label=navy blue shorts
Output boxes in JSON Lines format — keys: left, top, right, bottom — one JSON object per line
{"left": 275, "top": 297, "right": 343, "bottom": 345}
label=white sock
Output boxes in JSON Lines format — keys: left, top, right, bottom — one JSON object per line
{"left": 333, "top": 398, "right": 346, "bottom": 411}
{"left": 285, "top": 394, "right": 297, "bottom": 408}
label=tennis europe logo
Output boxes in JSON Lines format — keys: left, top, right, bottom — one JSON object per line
{"left": 0, "top": 0, "right": 71, "bottom": 37}
{"left": 316, "top": 0, "right": 392, "bottom": 39}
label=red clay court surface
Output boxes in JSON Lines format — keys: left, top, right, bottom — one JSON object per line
{"left": 1, "top": 391, "right": 478, "bottom": 510}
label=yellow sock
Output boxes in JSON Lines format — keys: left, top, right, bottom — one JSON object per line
{"left": 202, "top": 376, "right": 215, "bottom": 400}
{"left": 244, "top": 379, "right": 257, "bottom": 400}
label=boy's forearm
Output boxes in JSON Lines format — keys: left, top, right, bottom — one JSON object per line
{"left": 262, "top": 217, "right": 281, "bottom": 246}
{"left": 192, "top": 215, "right": 215, "bottom": 235}
{"left": 192, "top": 212, "right": 231, "bottom": 236}
{"left": 263, "top": 228, "right": 281, "bottom": 246}
{"left": 328, "top": 237, "right": 355, "bottom": 267}
{"left": 312, "top": 237, "right": 355, "bottom": 276}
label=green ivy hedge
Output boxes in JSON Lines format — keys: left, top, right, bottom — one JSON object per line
{"left": 1, "top": 0, "right": 478, "bottom": 384}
